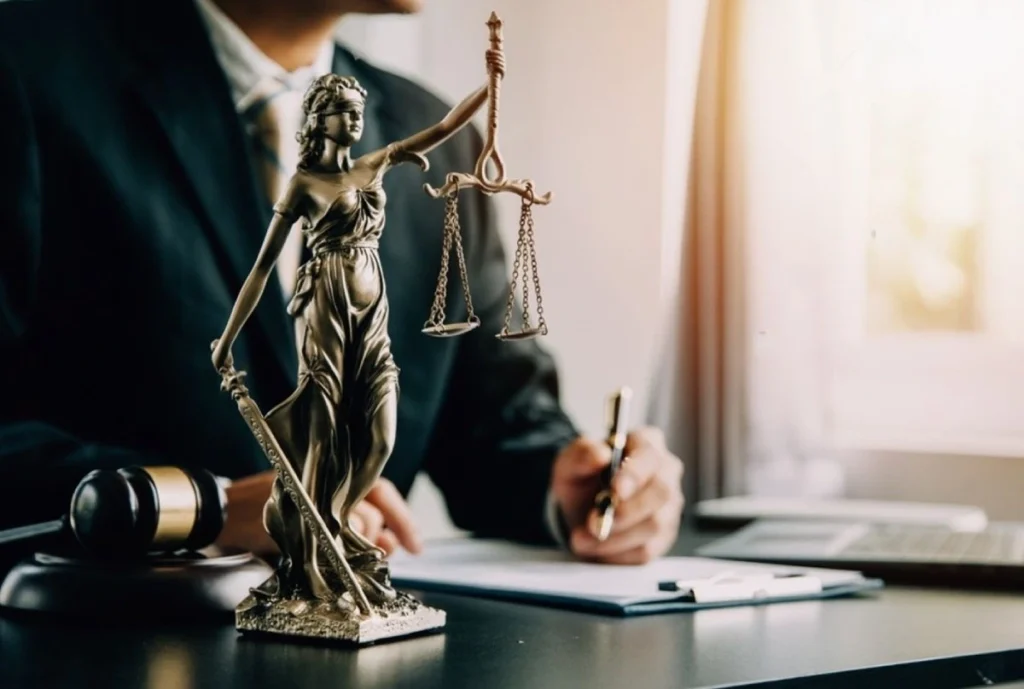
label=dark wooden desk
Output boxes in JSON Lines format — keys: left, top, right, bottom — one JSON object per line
{"left": 2, "top": 534, "right": 1024, "bottom": 689}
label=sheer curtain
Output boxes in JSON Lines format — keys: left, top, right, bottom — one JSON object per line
{"left": 650, "top": 0, "right": 745, "bottom": 503}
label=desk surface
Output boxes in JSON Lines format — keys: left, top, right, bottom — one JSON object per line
{"left": 3, "top": 535, "right": 1024, "bottom": 689}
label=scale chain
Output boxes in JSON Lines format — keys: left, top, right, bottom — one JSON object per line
{"left": 502, "top": 200, "right": 526, "bottom": 335}
{"left": 452, "top": 209, "right": 476, "bottom": 321}
{"left": 526, "top": 194, "right": 546, "bottom": 334}
{"left": 521, "top": 198, "right": 532, "bottom": 331}
{"left": 425, "top": 193, "right": 457, "bottom": 328}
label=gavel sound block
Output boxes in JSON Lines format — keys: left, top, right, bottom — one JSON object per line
{"left": 0, "top": 466, "right": 273, "bottom": 622}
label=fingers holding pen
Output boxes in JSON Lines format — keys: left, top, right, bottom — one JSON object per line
{"left": 574, "top": 495, "right": 682, "bottom": 561}
{"left": 583, "top": 427, "right": 673, "bottom": 537}
{"left": 575, "top": 427, "right": 685, "bottom": 563}
{"left": 608, "top": 432, "right": 662, "bottom": 504}
{"left": 553, "top": 387, "right": 685, "bottom": 566}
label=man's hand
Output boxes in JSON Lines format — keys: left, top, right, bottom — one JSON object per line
{"left": 215, "top": 470, "right": 278, "bottom": 557}
{"left": 347, "top": 479, "right": 423, "bottom": 556}
{"left": 551, "top": 427, "right": 684, "bottom": 564}
{"left": 215, "top": 472, "right": 422, "bottom": 557}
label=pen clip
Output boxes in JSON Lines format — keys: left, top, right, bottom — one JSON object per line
{"left": 606, "top": 387, "right": 632, "bottom": 457}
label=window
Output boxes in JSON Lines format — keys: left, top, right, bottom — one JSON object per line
{"left": 742, "top": 0, "right": 1024, "bottom": 471}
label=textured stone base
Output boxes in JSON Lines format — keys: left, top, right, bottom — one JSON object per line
{"left": 235, "top": 590, "right": 445, "bottom": 645}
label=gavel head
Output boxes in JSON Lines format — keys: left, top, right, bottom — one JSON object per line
{"left": 68, "top": 466, "right": 227, "bottom": 559}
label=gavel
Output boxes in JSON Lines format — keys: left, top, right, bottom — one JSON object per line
{"left": 0, "top": 466, "right": 227, "bottom": 559}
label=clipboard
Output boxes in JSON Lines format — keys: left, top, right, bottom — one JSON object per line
{"left": 388, "top": 538, "right": 884, "bottom": 616}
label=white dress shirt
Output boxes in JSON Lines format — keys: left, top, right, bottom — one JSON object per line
{"left": 193, "top": 0, "right": 334, "bottom": 302}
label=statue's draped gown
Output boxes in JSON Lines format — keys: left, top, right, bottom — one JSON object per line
{"left": 262, "top": 156, "right": 400, "bottom": 601}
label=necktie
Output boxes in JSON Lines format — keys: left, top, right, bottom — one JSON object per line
{"left": 240, "top": 77, "right": 307, "bottom": 300}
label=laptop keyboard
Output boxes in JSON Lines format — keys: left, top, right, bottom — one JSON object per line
{"left": 839, "top": 525, "right": 1024, "bottom": 565}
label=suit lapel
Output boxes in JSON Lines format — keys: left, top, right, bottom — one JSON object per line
{"left": 112, "top": 0, "right": 297, "bottom": 385}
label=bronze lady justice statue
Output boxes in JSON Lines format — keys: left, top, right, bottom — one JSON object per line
{"left": 210, "top": 73, "right": 487, "bottom": 642}
{"left": 210, "top": 12, "right": 550, "bottom": 644}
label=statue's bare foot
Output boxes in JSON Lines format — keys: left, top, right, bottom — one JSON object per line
{"left": 282, "top": 599, "right": 310, "bottom": 616}
{"left": 335, "top": 594, "right": 357, "bottom": 615}
{"left": 353, "top": 570, "right": 397, "bottom": 605}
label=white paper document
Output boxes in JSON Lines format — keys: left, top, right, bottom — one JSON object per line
{"left": 388, "top": 538, "right": 882, "bottom": 616}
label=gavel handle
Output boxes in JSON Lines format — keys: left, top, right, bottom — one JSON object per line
{"left": 0, "top": 516, "right": 67, "bottom": 547}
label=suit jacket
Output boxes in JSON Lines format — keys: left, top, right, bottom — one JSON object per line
{"left": 0, "top": 0, "right": 579, "bottom": 543}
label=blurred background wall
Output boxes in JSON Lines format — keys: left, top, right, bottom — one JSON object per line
{"left": 336, "top": 1, "right": 710, "bottom": 536}
{"left": 336, "top": 1, "right": 1024, "bottom": 530}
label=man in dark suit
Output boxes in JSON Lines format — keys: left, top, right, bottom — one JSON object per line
{"left": 0, "top": 0, "right": 684, "bottom": 565}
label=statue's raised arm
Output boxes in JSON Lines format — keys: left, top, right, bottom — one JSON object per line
{"left": 380, "top": 85, "right": 488, "bottom": 172}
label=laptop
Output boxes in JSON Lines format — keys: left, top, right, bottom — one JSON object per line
{"left": 696, "top": 519, "right": 1024, "bottom": 588}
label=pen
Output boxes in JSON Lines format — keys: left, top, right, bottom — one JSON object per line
{"left": 593, "top": 386, "right": 632, "bottom": 541}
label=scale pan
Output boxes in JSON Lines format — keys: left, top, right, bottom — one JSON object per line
{"left": 422, "top": 320, "right": 480, "bottom": 338}
{"left": 495, "top": 327, "right": 546, "bottom": 341}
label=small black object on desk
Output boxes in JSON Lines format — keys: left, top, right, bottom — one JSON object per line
{"left": 0, "top": 466, "right": 272, "bottom": 622}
